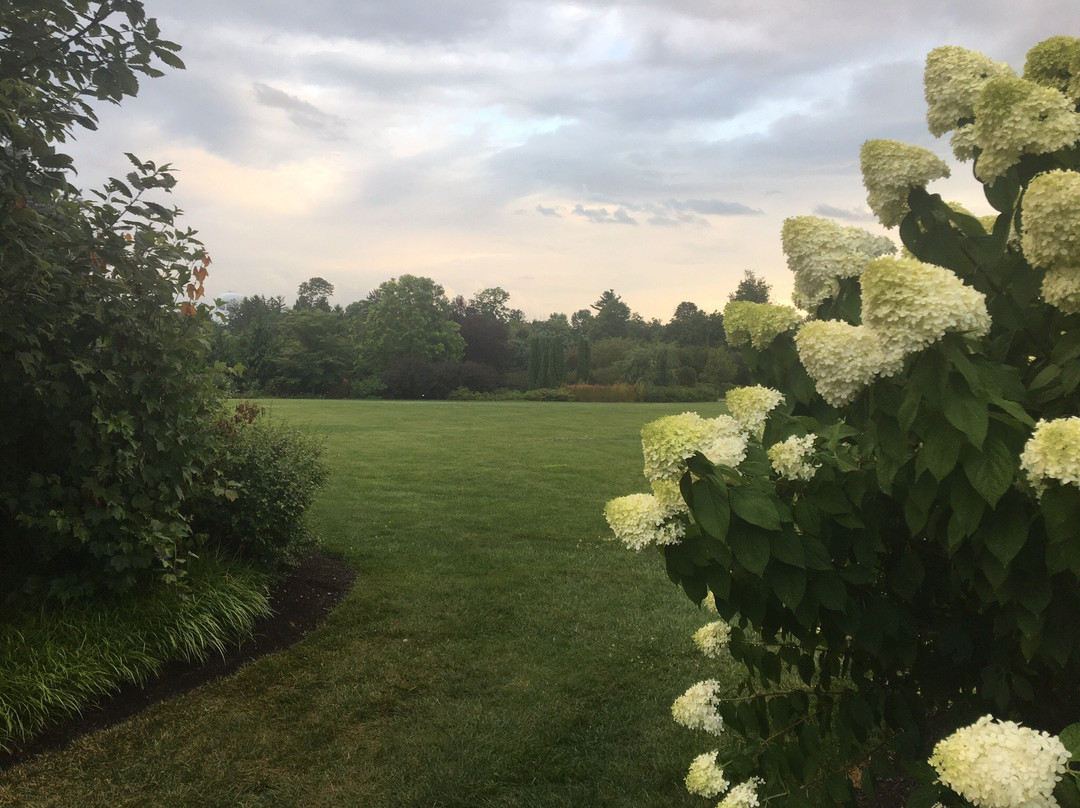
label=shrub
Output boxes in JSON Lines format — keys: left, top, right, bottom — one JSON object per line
{"left": 564, "top": 383, "right": 643, "bottom": 402}
{"left": 0, "top": 5, "right": 224, "bottom": 597}
{"left": 606, "top": 36, "right": 1080, "bottom": 808}
{"left": 188, "top": 404, "right": 328, "bottom": 570}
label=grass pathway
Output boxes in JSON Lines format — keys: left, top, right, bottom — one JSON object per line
{"left": 1, "top": 401, "right": 739, "bottom": 807}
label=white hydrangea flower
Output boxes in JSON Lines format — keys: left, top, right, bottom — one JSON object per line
{"left": 604, "top": 493, "right": 685, "bottom": 551}
{"left": 723, "top": 300, "right": 803, "bottom": 349}
{"left": 860, "top": 256, "right": 991, "bottom": 368}
{"left": 767, "top": 434, "right": 820, "bottom": 481}
{"left": 641, "top": 412, "right": 716, "bottom": 482}
{"left": 685, "top": 750, "right": 730, "bottom": 798}
{"left": 693, "top": 620, "right": 732, "bottom": 658}
{"left": 650, "top": 478, "right": 689, "bottom": 515}
{"left": 717, "top": 777, "right": 764, "bottom": 808}
{"left": 950, "top": 123, "right": 979, "bottom": 161}
{"left": 973, "top": 76, "right": 1080, "bottom": 184}
{"left": 1042, "top": 265, "right": 1080, "bottom": 314}
{"left": 795, "top": 320, "right": 887, "bottom": 407}
{"left": 928, "top": 715, "right": 1070, "bottom": 808}
{"left": 781, "top": 216, "right": 897, "bottom": 310}
{"left": 701, "top": 414, "right": 750, "bottom": 469}
{"left": 725, "top": 385, "right": 785, "bottom": 437}
{"left": 1020, "top": 417, "right": 1080, "bottom": 492}
{"left": 1021, "top": 170, "right": 1080, "bottom": 269}
{"left": 925, "top": 45, "right": 1017, "bottom": 137}
{"left": 1024, "top": 36, "right": 1080, "bottom": 102}
{"left": 861, "top": 139, "right": 951, "bottom": 228}
{"left": 672, "top": 680, "right": 724, "bottom": 735}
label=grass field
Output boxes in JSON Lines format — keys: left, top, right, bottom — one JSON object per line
{"left": 0, "top": 401, "right": 740, "bottom": 808}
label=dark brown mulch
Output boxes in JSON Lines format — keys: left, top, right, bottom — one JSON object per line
{"left": 0, "top": 551, "right": 356, "bottom": 770}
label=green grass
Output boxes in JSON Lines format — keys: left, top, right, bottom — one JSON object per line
{"left": 0, "top": 401, "right": 741, "bottom": 807}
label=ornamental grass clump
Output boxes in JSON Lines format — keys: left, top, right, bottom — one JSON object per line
{"left": 605, "top": 34, "right": 1080, "bottom": 808}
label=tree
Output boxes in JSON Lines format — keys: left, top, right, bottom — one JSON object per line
{"left": 469, "top": 287, "right": 512, "bottom": 322}
{"left": 294, "top": 276, "right": 334, "bottom": 311}
{"left": 571, "top": 308, "right": 594, "bottom": 337}
{"left": 357, "top": 275, "right": 465, "bottom": 374}
{"left": 590, "top": 290, "right": 631, "bottom": 339}
{"left": 728, "top": 269, "right": 771, "bottom": 303}
{"left": 0, "top": 1, "right": 222, "bottom": 595}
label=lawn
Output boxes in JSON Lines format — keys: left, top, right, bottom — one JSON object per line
{"left": 0, "top": 401, "right": 740, "bottom": 808}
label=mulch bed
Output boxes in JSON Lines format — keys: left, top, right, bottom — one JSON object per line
{"left": 0, "top": 551, "right": 357, "bottom": 770}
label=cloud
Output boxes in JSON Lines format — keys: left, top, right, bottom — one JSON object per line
{"left": 536, "top": 203, "right": 561, "bottom": 216}
{"left": 671, "top": 198, "right": 763, "bottom": 216}
{"left": 573, "top": 204, "right": 639, "bottom": 225}
{"left": 252, "top": 82, "right": 348, "bottom": 141}
{"left": 812, "top": 203, "right": 875, "bottom": 222}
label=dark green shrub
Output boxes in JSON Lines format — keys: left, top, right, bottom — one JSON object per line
{"left": 0, "top": 4, "right": 224, "bottom": 598}
{"left": 188, "top": 405, "right": 328, "bottom": 570}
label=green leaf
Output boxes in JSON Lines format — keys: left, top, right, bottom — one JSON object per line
{"left": 769, "top": 563, "right": 807, "bottom": 611}
{"left": 1043, "top": 486, "right": 1080, "bottom": 544}
{"left": 962, "top": 437, "right": 1017, "bottom": 507}
{"left": 813, "top": 574, "right": 847, "bottom": 612}
{"left": 691, "top": 478, "right": 730, "bottom": 540}
{"left": 730, "top": 485, "right": 781, "bottom": 531}
{"left": 1058, "top": 723, "right": 1080, "bottom": 761}
{"left": 730, "top": 527, "right": 771, "bottom": 576}
{"left": 983, "top": 499, "right": 1030, "bottom": 567}
{"left": 771, "top": 530, "right": 805, "bottom": 567}
{"left": 918, "top": 420, "right": 963, "bottom": 481}
{"left": 944, "top": 385, "right": 988, "bottom": 447}
{"left": 1055, "top": 777, "right": 1080, "bottom": 808}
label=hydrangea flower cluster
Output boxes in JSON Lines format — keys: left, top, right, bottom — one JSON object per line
{"left": 671, "top": 679, "right": 725, "bottom": 735}
{"left": 781, "top": 216, "right": 897, "bottom": 310}
{"left": 795, "top": 321, "right": 887, "bottom": 407}
{"left": 972, "top": 76, "right": 1080, "bottom": 183}
{"left": 1019, "top": 417, "right": 1080, "bottom": 492}
{"left": 1020, "top": 170, "right": 1080, "bottom": 313}
{"left": 860, "top": 139, "right": 951, "bottom": 228}
{"left": 692, "top": 620, "right": 732, "bottom": 658}
{"left": 717, "top": 777, "right": 763, "bottom": 808}
{"left": 1024, "top": 36, "right": 1080, "bottom": 103}
{"left": 767, "top": 434, "right": 820, "bottom": 481}
{"left": 684, "top": 750, "right": 730, "bottom": 798}
{"left": 641, "top": 412, "right": 748, "bottom": 482}
{"left": 725, "top": 385, "right": 785, "bottom": 437}
{"left": 650, "top": 478, "right": 689, "bottom": 515}
{"left": 928, "top": 715, "right": 1070, "bottom": 808}
{"left": 603, "top": 493, "right": 685, "bottom": 551}
{"left": 861, "top": 256, "right": 991, "bottom": 370}
{"left": 723, "top": 300, "right": 803, "bottom": 350}
{"left": 924, "top": 45, "right": 1016, "bottom": 137}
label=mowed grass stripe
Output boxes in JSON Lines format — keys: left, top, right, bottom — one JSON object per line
{"left": 1, "top": 401, "right": 740, "bottom": 808}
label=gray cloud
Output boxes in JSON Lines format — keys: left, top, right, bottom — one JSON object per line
{"left": 573, "top": 204, "right": 639, "bottom": 225}
{"left": 672, "top": 199, "right": 763, "bottom": 216}
{"left": 252, "top": 82, "right": 347, "bottom": 140}
{"left": 812, "top": 204, "right": 875, "bottom": 222}
{"left": 536, "top": 204, "right": 561, "bottom": 217}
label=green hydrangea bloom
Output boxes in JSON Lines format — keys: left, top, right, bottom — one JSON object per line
{"left": 1020, "top": 417, "right": 1080, "bottom": 491}
{"left": 781, "top": 215, "right": 896, "bottom": 309}
{"left": 1042, "top": 265, "right": 1080, "bottom": 314}
{"left": 795, "top": 320, "right": 886, "bottom": 407}
{"left": 861, "top": 256, "right": 990, "bottom": 370}
{"left": 603, "top": 493, "right": 684, "bottom": 551}
{"left": 860, "top": 139, "right": 951, "bottom": 228}
{"left": 925, "top": 45, "right": 1016, "bottom": 137}
{"left": 725, "top": 385, "right": 784, "bottom": 437}
{"left": 723, "top": 300, "right": 802, "bottom": 349}
{"left": 973, "top": 76, "right": 1080, "bottom": 183}
{"left": 1021, "top": 170, "right": 1080, "bottom": 269}
{"left": 767, "top": 434, "right": 820, "bottom": 481}
{"left": 1024, "top": 35, "right": 1080, "bottom": 102}
{"left": 684, "top": 750, "right": 730, "bottom": 798}
{"left": 928, "top": 715, "right": 1069, "bottom": 808}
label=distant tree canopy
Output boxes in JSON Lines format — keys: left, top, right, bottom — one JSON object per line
{"left": 294, "top": 276, "right": 334, "bottom": 311}
{"left": 357, "top": 274, "right": 465, "bottom": 373}
{"left": 212, "top": 279, "right": 753, "bottom": 398}
{"left": 729, "top": 269, "right": 772, "bottom": 303}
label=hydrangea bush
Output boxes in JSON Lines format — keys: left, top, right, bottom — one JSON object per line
{"left": 606, "top": 36, "right": 1080, "bottom": 808}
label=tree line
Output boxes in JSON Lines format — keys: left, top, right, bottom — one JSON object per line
{"left": 211, "top": 270, "right": 772, "bottom": 399}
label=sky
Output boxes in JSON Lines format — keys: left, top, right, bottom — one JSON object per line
{"left": 66, "top": 0, "right": 1079, "bottom": 321}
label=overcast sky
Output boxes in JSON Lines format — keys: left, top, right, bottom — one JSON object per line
{"left": 67, "top": 0, "right": 1078, "bottom": 321}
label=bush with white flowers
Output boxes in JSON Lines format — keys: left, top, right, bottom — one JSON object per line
{"left": 606, "top": 35, "right": 1080, "bottom": 808}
